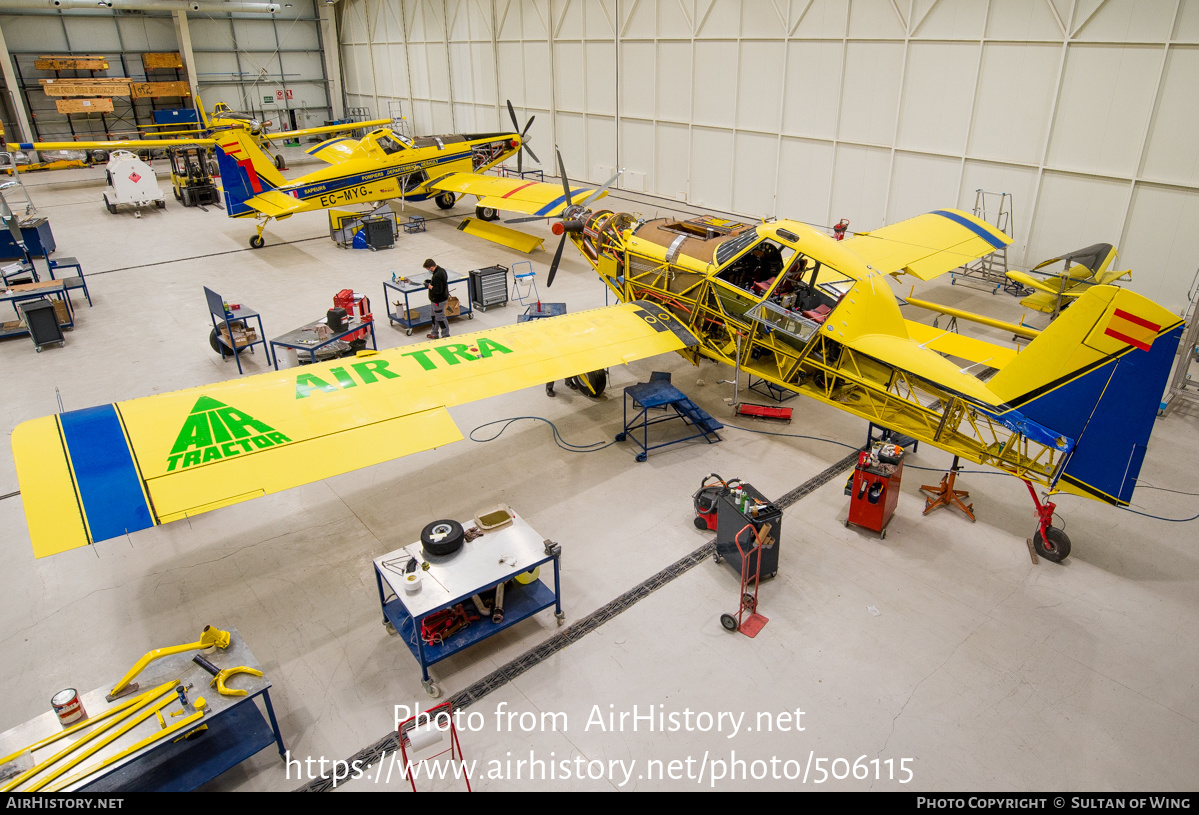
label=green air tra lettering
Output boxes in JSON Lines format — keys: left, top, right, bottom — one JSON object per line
{"left": 166, "top": 396, "right": 291, "bottom": 472}
{"left": 295, "top": 341, "right": 512, "bottom": 398}
{"left": 295, "top": 359, "right": 400, "bottom": 398}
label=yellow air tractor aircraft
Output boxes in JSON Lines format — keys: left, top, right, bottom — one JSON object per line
{"left": 1005, "top": 242, "right": 1132, "bottom": 319}
{"left": 8, "top": 151, "right": 1182, "bottom": 565}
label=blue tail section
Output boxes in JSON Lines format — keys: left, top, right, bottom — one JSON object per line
{"left": 1018, "top": 323, "right": 1183, "bottom": 505}
{"left": 212, "top": 131, "right": 284, "bottom": 218}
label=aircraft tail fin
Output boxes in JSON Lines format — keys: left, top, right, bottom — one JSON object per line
{"left": 987, "top": 286, "right": 1183, "bottom": 505}
{"left": 196, "top": 96, "right": 209, "bottom": 130}
{"left": 212, "top": 128, "right": 287, "bottom": 217}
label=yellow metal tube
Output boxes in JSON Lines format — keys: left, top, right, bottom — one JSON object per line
{"left": 0, "top": 687, "right": 159, "bottom": 768}
{"left": 904, "top": 294, "right": 1041, "bottom": 340}
{"left": 23, "top": 690, "right": 179, "bottom": 792}
{"left": 108, "top": 625, "right": 231, "bottom": 699}
{"left": 45, "top": 701, "right": 208, "bottom": 793}
{"left": 1, "top": 680, "right": 178, "bottom": 793}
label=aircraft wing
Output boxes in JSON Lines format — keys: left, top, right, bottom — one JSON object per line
{"left": 264, "top": 119, "right": 392, "bottom": 142}
{"left": 428, "top": 173, "right": 604, "bottom": 217}
{"left": 11, "top": 301, "right": 697, "bottom": 557}
{"left": 8, "top": 138, "right": 215, "bottom": 151}
{"left": 842, "top": 209, "right": 1012, "bottom": 281}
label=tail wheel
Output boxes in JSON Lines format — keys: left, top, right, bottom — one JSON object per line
{"left": 273, "top": 154, "right": 287, "bottom": 171}
{"left": 1033, "top": 526, "right": 1071, "bottom": 563}
{"left": 249, "top": 235, "right": 265, "bottom": 249}
{"left": 435, "top": 192, "right": 456, "bottom": 210}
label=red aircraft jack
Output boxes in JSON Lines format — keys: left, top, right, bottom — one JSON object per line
{"left": 720, "top": 522, "right": 774, "bottom": 638}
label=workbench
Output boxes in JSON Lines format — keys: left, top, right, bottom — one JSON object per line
{"left": 270, "top": 316, "right": 377, "bottom": 370}
{"left": 205, "top": 286, "right": 270, "bottom": 375}
{"left": 0, "top": 279, "right": 74, "bottom": 341}
{"left": 616, "top": 380, "right": 724, "bottom": 461}
{"left": 0, "top": 627, "right": 284, "bottom": 792}
{"left": 383, "top": 269, "right": 473, "bottom": 335}
{"left": 373, "top": 512, "right": 564, "bottom": 698}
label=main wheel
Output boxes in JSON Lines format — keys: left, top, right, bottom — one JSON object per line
{"left": 435, "top": 192, "right": 456, "bottom": 210}
{"left": 1033, "top": 526, "right": 1071, "bottom": 563}
{"left": 720, "top": 614, "right": 738, "bottom": 632}
{"left": 475, "top": 205, "right": 499, "bottom": 222}
{"left": 577, "top": 369, "right": 607, "bottom": 398}
{"left": 249, "top": 235, "right": 265, "bottom": 249}
{"left": 421, "top": 519, "right": 465, "bottom": 557}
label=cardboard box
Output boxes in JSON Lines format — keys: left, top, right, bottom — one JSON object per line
{"left": 408, "top": 309, "right": 421, "bottom": 320}
{"left": 445, "top": 296, "right": 460, "bottom": 317}
{"left": 52, "top": 300, "right": 69, "bottom": 325}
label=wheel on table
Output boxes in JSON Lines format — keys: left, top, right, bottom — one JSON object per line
{"left": 720, "top": 614, "right": 738, "bottom": 632}
{"left": 421, "top": 519, "right": 465, "bottom": 557}
{"left": 1033, "top": 526, "right": 1071, "bottom": 563}
{"left": 249, "top": 235, "right": 265, "bottom": 249}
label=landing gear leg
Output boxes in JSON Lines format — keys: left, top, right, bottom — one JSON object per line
{"left": 250, "top": 220, "right": 268, "bottom": 249}
{"left": 1023, "top": 480, "right": 1071, "bottom": 563}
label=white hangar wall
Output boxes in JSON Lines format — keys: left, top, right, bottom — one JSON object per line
{"left": 338, "top": 0, "right": 1199, "bottom": 312}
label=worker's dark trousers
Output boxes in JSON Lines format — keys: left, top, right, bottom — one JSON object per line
{"left": 431, "top": 301, "right": 450, "bottom": 338}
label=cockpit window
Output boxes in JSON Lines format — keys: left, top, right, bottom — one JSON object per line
{"left": 376, "top": 135, "right": 407, "bottom": 155}
{"left": 714, "top": 232, "right": 759, "bottom": 266}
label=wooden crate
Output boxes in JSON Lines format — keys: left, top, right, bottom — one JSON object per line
{"left": 54, "top": 98, "right": 114, "bottom": 114}
{"left": 130, "top": 81, "right": 190, "bottom": 99}
{"left": 142, "top": 52, "right": 183, "bottom": 69}
{"left": 39, "top": 78, "right": 130, "bottom": 97}
{"left": 35, "top": 55, "right": 109, "bottom": 71}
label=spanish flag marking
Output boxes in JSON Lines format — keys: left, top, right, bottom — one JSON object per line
{"left": 1104, "top": 308, "right": 1159, "bottom": 352}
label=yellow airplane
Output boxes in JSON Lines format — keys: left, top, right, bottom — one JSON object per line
{"left": 7, "top": 153, "right": 1183, "bottom": 565}
{"left": 1005, "top": 242, "right": 1131, "bottom": 318}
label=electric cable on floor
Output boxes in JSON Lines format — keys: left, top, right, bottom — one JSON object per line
{"left": 469, "top": 416, "right": 614, "bottom": 452}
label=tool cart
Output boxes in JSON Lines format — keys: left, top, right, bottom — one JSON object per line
{"left": 373, "top": 511, "right": 564, "bottom": 698}
{"left": 713, "top": 482, "right": 782, "bottom": 579}
{"left": 383, "top": 269, "right": 474, "bottom": 335}
{"left": 845, "top": 444, "right": 906, "bottom": 538}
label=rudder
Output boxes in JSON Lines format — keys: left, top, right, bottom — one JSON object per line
{"left": 212, "top": 128, "right": 286, "bottom": 217}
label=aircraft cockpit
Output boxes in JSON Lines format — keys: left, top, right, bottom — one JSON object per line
{"left": 372, "top": 132, "right": 412, "bottom": 155}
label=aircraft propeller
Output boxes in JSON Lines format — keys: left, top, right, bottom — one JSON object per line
{"left": 506, "top": 100, "right": 540, "bottom": 174}
{"left": 504, "top": 147, "right": 622, "bottom": 287}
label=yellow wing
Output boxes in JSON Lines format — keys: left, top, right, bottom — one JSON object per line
{"left": 11, "top": 302, "right": 697, "bottom": 558}
{"left": 7, "top": 138, "right": 215, "bottom": 151}
{"left": 263, "top": 119, "right": 393, "bottom": 142}
{"left": 429, "top": 172, "right": 605, "bottom": 217}
{"left": 843, "top": 209, "right": 1012, "bottom": 281}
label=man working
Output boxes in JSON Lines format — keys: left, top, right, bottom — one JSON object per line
{"left": 423, "top": 258, "right": 450, "bottom": 339}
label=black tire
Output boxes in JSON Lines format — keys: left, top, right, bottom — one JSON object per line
{"left": 173, "top": 186, "right": 182, "bottom": 201}
{"left": 578, "top": 369, "right": 607, "bottom": 398}
{"left": 421, "top": 520, "right": 465, "bottom": 557}
{"left": 274, "top": 153, "right": 286, "bottom": 171}
{"left": 720, "top": 614, "right": 738, "bottom": 632}
{"left": 693, "top": 516, "right": 708, "bottom": 530}
{"left": 157, "top": 199, "right": 165, "bottom": 209}
{"left": 435, "top": 192, "right": 456, "bottom": 210}
{"left": 208, "top": 327, "right": 233, "bottom": 358}
{"left": 182, "top": 188, "right": 192, "bottom": 207}
{"left": 475, "top": 205, "right": 499, "bottom": 222}
{"left": 1033, "top": 526, "right": 1071, "bottom": 563}
{"left": 249, "top": 235, "right": 265, "bottom": 249}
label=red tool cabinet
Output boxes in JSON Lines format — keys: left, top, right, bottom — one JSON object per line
{"left": 846, "top": 447, "right": 905, "bottom": 539}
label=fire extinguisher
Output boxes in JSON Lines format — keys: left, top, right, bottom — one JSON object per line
{"left": 833, "top": 219, "right": 850, "bottom": 241}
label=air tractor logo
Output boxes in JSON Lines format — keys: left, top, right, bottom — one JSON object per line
{"left": 166, "top": 396, "right": 291, "bottom": 472}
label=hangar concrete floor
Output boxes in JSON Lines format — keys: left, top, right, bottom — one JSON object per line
{"left": 1, "top": 155, "right": 1197, "bottom": 792}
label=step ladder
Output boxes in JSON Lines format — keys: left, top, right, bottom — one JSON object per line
{"left": 673, "top": 396, "right": 724, "bottom": 437}
{"left": 1159, "top": 266, "right": 1199, "bottom": 415}
{"left": 0, "top": 153, "right": 37, "bottom": 215}
{"left": 950, "top": 189, "right": 1014, "bottom": 294}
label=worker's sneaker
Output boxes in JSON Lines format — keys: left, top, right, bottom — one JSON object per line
{"left": 426, "top": 333, "right": 440, "bottom": 339}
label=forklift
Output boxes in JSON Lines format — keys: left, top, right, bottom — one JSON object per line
{"left": 168, "top": 145, "right": 221, "bottom": 207}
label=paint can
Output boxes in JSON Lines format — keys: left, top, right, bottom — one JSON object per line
{"left": 51, "top": 689, "right": 87, "bottom": 727}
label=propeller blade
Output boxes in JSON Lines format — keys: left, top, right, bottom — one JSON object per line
{"left": 546, "top": 232, "right": 567, "bottom": 288}
{"left": 521, "top": 141, "right": 540, "bottom": 165}
{"left": 504, "top": 214, "right": 556, "bottom": 224}
{"left": 517, "top": 142, "right": 523, "bottom": 175}
{"left": 556, "top": 147, "right": 572, "bottom": 204}
{"left": 507, "top": 99, "right": 520, "bottom": 133}
{"left": 582, "top": 168, "right": 623, "bottom": 207}
{"left": 521, "top": 115, "right": 535, "bottom": 138}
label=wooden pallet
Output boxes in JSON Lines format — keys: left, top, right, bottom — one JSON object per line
{"left": 142, "top": 52, "right": 183, "bottom": 69}
{"left": 55, "top": 98, "right": 114, "bottom": 114}
{"left": 39, "top": 78, "right": 131, "bottom": 97}
{"left": 35, "top": 55, "right": 108, "bottom": 71}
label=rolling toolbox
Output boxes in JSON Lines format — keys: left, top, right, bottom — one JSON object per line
{"left": 714, "top": 482, "right": 781, "bottom": 579}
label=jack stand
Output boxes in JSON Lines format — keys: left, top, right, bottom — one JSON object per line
{"left": 920, "top": 456, "right": 975, "bottom": 521}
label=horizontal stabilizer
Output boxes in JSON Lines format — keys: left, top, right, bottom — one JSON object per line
{"left": 845, "top": 209, "right": 1012, "bottom": 281}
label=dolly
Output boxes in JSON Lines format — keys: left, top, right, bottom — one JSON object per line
{"left": 191, "top": 654, "right": 263, "bottom": 697}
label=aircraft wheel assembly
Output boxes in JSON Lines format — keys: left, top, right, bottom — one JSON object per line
{"left": 435, "top": 192, "right": 456, "bottom": 210}
{"left": 476, "top": 205, "right": 499, "bottom": 221}
{"left": 421, "top": 519, "right": 465, "bottom": 557}
{"left": 249, "top": 235, "right": 265, "bottom": 249}
{"left": 1033, "top": 526, "right": 1071, "bottom": 563}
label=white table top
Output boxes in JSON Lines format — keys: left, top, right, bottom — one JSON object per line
{"left": 375, "top": 512, "right": 551, "bottom": 618}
